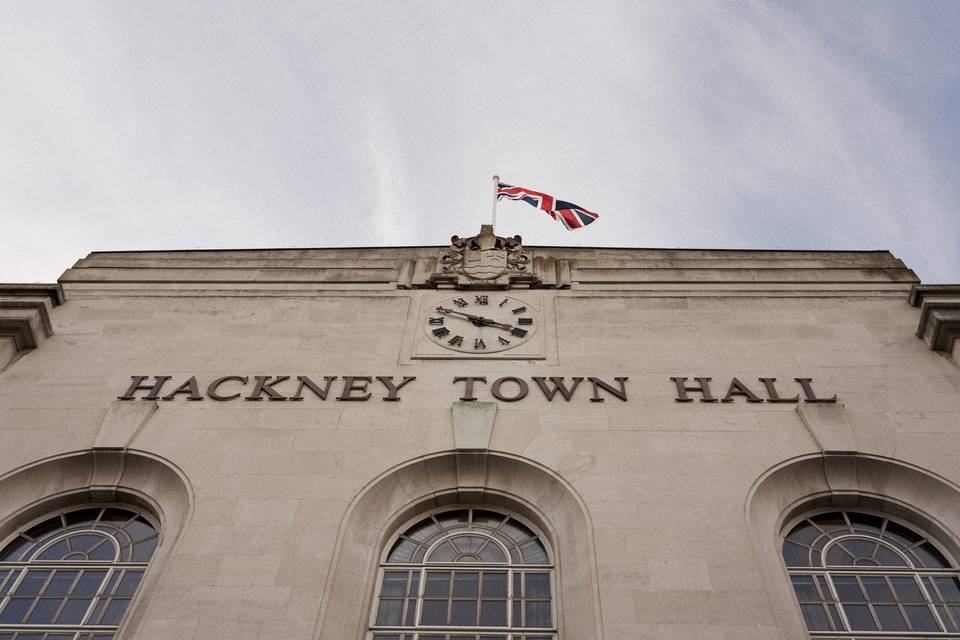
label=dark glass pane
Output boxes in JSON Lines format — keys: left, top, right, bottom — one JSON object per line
{"left": 512, "top": 600, "right": 521, "bottom": 626}
{"left": 904, "top": 605, "right": 940, "bottom": 631}
{"left": 827, "top": 604, "right": 843, "bottom": 630}
{"left": 70, "top": 534, "right": 107, "bottom": 554}
{"left": 405, "top": 599, "right": 416, "bottom": 625}
{"left": 436, "top": 511, "right": 469, "bottom": 530}
{"left": 88, "top": 598, "right": 106, "bottom": 624}
{"left": 15, "top": 570, "right": 51, "bottom": 595}
{"left": 874, "top": 546, "right": 908, "bottom": 567}
{"left": 15, "top": 635, "right": 43, "bottom": 640}
{"left": 125, "top": 517, "right": 156, "bottom": 541}
{"left": 25, "top": 516, "right": 63, "bottom": 540}
{"left": 891, "top": 576, "right": 924, "bottom": 602}
{"left": 884, "top": 521, "right": 923, "bottom": 548}
{"left": 453, "top": 572, "right": 479, "bottom": 597}
{"left": 131, "top": 537, "right": 158, "bottom": 562}
{"left": 483, "top": 572, "right": 507, "bottom": 598}
{"left": 64, "top": 508, "right": 102, "bottom": 526}
{"left": 480, "top": 600, "right": 507, "bottom": 626}
{"left": 425, "top": 571, "right": 451, "bottom": 596}
{"left": 429, "top": 542, "right": 457, "bottom": 563}
{"left": 937, "top": 577, "right": 960, "bottom": 603}
{"left": 843, "top": 539, "right": 877, "bottom": 560}
{"left": 524, "top": 601, "right": 551, "bottom": 627}
{"left": 948, "top": 605, "right": 960, "bottom": 631}
{"left": 0, "top": 536, "right": 32, "bottom": 561}
{"left": 100, "top": 598, "right": 131, "bottom": 625}
{"left": 825, "top": 546, "right": 854, "bottom": 566}
{"left": 101, "top": 509, "right": 134, "bottom": 524}
{"left": 456, "top": 536, "right": 483, "bottom": 556}
{"left": 849, "top": 513, "right": 884, "bottom": 534}
{"left": 44, "top": 570, "right": 80, "bottom": 596}
{"left": 56, "top": 597, "right": 93, "bottom": 624}
{"left": 781, "top": 541, "right": 808, "bottom": 567}
{"left": 371, "top": 636, "right": 401, "bottom": 640}
{"left": 799, "top": 604, "right": 831, "bottom": 631}
{"left": 0, "top": 633, "right": 11, "bottom": 640}
{"left": 116, "top": 570, "right": 144, "bottom": 597}
{"left": 874, "top": 604, "right": 908, "bottom": 631}
{"left": 380, "top": 571, "right": 408, "bottom": 597}
{"left": 478, "top": 544, "right": 507, "bottom": 563}
{"left": 787, "top": 521, "right": 821, "bottom": 546}
{"left": 0, "top": 597, "right": 32, "bottom": 623}
{"left": 405, "top": 518, "right": 441, "bottom": 542}
{"left": 844, "top": 603, "right": 878, "bottom": 630}
{"left": 520, "top": 541, "right": 548, "bottom": 565}
{"left": 832, "top": 576, "right": 865, "bottom": 602}
{"left": 73, "top": 570, "right": 107, "bottom": 596}
{"left": 420, "top": 599, "right": 448, "bottom": 625}
{"left": 861, "top": 575, "right": 893, "bottom": 601}
{"left": 45, "top": 635, "right": 74, "bottom": 640}
{"left": 791, "top": 575, "right": 820, "bottom": 602}
{"left": 473, "top": 511, "right": 506, "bottom": 529}
{"left": 501, "top": 520, "right": 535, "bottom": 544}
{"left": 25, "top": 597, "right": 61, "bottom": 623}
{"left": 525, "top": 573, "right": 551, "bottom": 598}
{"left": 89, "top": 539, "right": 119, "bottom": 562}
{"left": 375, "top": 598, "right": 404, "bottom": 626}
{"left": 408, "top": 572, "right": 419, "bottom": 596}
{"left": 450, "top": 599, "right": 477, "bottom": 625}
{"left": 388, "top": 539, "right": 416, "bottom": 563}
{"left": 37, "top": 540, "right": 69, "bottom": 561}
{"left": 914, "top": 542, "right": 950, "bottom": 568}
{"left": 811, "top": 512, "right": 848, "bottom": 531}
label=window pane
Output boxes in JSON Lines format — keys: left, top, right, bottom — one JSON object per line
{"left": 520, "top": 541, "right": 548, "bottom": 564}
{"left": 420, "top": 599, "right": 448, "bottom": 625}
{"left": 44, "top": 570, "right": 80, "bottom": 596}
{"left": 790, "top": 575, "right": 820, "bottom": 602}
{"left": 0, "top": 597, "right": 32, "bottom": 623}
{"left": 453, "top": 572, "right": 479, "bottom": 598}
{"left": 381, "top": 571, "right": 409, "bottom": 597}
{"left": 56, "top": 597, "right": 93, "bottom": 624}
{"left": 482, "top": 572, "right": 507, "bottom": 598}
{"left": 800, "top": 604, "right": 831, "bottom": 631}
{"left": 375, "top": 598, "right": 404, "bottom": 626}
{"left": 861, "top": 575, "right": 893, "bottom": 601}
{"left": 524, "top": 601, "right": 551, "bottom": 627}
{"left": 938, "top": 577, "right": 960, "bottom": 603}
{"left": 525, "top": 573, "right": 551, "bottom": 598}
{"left": 832, "top": 576, "right": 865, "bottom": 602}
{"left": 25, "top": 597, "right": 62, "bottom": 623}
{"left": 904, "top": 605, "right": 940, "bottom": 632}
{"left": 782, "top": 541, "right": 809, "bottom": 567}
{"left": 844, "top": 604, "right": 878, "bottom": 631}
{"left": 100, "top": 598, "right": 131, "bottom": 625}
{"left": 450, "top": 599, "right": 477, "bottom": 625}
{"left": 116, "top": 570, "right": 144, "bottom": 596}
{"left": 874, "top": 604, "right": 908, "bottom": 631}
{"left": 890, "top": 576, "right": 924, "bottom": 603}
{"left": 480, "top": 600, "right": 507, "bottom": 626}
{"left": 73, "top": 570, "right": 107, "bottom": 596}
{"left": 15, "top": 570, "right": 51, "bottom": 596}
{"left": 424, "top": 571, "right": 451, "bottom": 597}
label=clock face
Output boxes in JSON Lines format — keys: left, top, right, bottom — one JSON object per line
{"left": 425, "top": 294, "right": 538, "bottom": 354}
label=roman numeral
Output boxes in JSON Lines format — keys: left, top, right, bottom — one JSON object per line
{"left": 499, "top": 299, "right": 509, "bottom": 307}
{"left": 432, "top": 327, "right": 450, "bottom": 337}
{"left": 474, "top": 295, "right": 488, "bottom": 305}
{"left": 517, "top": 318, "right": 533, "bottom": 325}
{"left": 436, "top": 306, "right": 451, "bottom": 313}
{"left": 474, "top": 338, "right": 486, "bottom": 350}
{"left": 512, "top": 306, "right": 527, "bottom": 314}
{"left": 452, "top": 298, "right": 469, "bottom": 307}
{"left": 428, "top": 317, "right": 444, "bottom": 325}
{"left": 510, "top": 328, "right": 527, "bottom": 338}
{"left": 498, "top": 336, "right": 511, "bottom": 346}
{"left": 448, "top": 335, "right": 464, "bottom": 347}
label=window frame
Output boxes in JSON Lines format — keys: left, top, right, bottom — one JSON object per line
{"left": 368, "top": 506, "right": 558, "bottom": 640}
{"left": 0, "top": 504, "right": 160, "bottom": 640}
{"left": 782, "top": 507, "right": 960, "bottom": 638}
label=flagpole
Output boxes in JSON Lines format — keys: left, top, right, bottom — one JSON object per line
{"left": 491, "top": 175, "right": 499, "bottom": 233}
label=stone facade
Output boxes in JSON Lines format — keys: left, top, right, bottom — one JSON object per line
{"left": 1, "top": 231, "right": 959, "bottom": 640}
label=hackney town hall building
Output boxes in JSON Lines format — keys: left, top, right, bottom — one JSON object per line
{"left": 1, "top": 224, "right": 960, "bottom": 640}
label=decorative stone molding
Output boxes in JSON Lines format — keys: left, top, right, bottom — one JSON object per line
{"left": 396, "top": 226, "right": 572, "bottom": 289}
{"left": 909, "top": 284, "right": 960, "bottom": 354}
{"left": 0, "top": 284, "right": 63, "bottom": 369}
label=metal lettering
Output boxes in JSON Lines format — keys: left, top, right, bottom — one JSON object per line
{"left": 453, "top": 376, "right": 487, "bottom": 401}
{"left": 290, "top": 376, "right": 337, "bottom": 401}
{"left": 670, "top": 377, "right": 718, "bottom": 402}
{"left": 162, "top": 376, "right": 204, "bottom": 401}
{"left": 245, "top": 376, "right": 290, "bottom": 401}
{"left": 491, "top": 376, "right": 529, "bottom": 402}
{"left": 721, "top": 377, "right": 764, "bottom": 403}
{"left": 588, "top": 376, "right": 629, "bottom": 402}
{"left": 795, "top": 378, "right": 838, "bottom": 403}
{"left": 117, "top": 375, "right": 171, "bottom": 401}
{"left": 376, "top": 376, "right": 417, "bottom": 402}
{"left": 532, "top": 377, "right": 583, "bottom": 401}
{"left": 758, "top": 378, "right": 799, "bottom": 403}
{"left": 337, "top": 376, "right": 372, "bottom": 401}
{"left": 207, "top": 376, "right": 249, "bottom": 401}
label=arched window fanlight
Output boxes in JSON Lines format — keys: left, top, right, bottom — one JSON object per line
{"left": 0, "top": 506, "right": 159, "bottom": 640}
{"left": 783, "top": 510, "right": 960, "bottom": 635}
{"left": 370, "top": 507, "right": 555, "bottom": 640}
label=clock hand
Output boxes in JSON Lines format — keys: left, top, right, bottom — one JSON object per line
{"left": 436, "top": 308, "right": 522, "bottom": 333}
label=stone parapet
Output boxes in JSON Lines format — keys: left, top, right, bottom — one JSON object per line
{"left": 910, "top": 284, "right": 960, "bottom": 356}
{"left": 0, "top": 284, "right": 62, "bottom": 370}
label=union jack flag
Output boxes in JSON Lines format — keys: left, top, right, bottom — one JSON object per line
{"left": 496, "top": 181, "right": 599, "bottom": 230}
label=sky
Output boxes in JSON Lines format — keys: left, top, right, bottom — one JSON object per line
{"left": 1, "top": 1, "right": 958, "bottom": 283}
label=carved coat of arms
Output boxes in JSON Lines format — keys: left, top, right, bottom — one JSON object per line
{"left": 432, "top": 225, "right": 538, "bottom": 289}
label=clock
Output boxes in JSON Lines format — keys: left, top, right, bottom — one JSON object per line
{"left": 424, "top": 294, "right": 539, "bottom": 354}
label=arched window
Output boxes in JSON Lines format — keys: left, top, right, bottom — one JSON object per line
{"left": 783, "top": 510, "right": 960, "bottom": 635}
{"left": 0, "top": 505, "right": 159, "bottom": 640}
{"left": 369, "top": 507, "right": 555, "bottom": 640}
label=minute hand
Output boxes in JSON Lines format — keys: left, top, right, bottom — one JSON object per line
{"left": 439, "top": 309, "right": 517, "bottom": 332}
